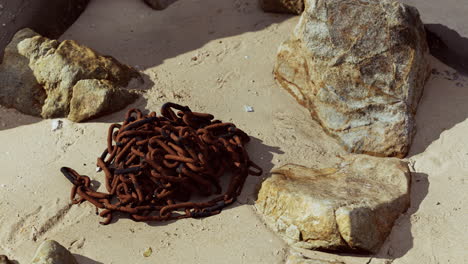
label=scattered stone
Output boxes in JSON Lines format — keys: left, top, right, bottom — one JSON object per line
{"left": 259, "top": 0, "right": 304, "bottom": 15}
{"left": 0, "top": 28, "right": 141, "bottom": 122}
{"left": 0, "top": 255, "right": 12, "bottom": 264}
{"left": 31, "top": 240, "right": 78, "bottom": 264}
{"left": 143, "top": 0, "right": 178, "bottom": 10}
{"left": 274, "top": 0, "right": 431, "bottom": 158}
{"left": 256, "top": 155, "right": 411, "bottom": 253}
{"left": 143, "top": 247, "right": 153, "bottom": 257}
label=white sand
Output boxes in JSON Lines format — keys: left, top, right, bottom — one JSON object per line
{"left": 0, "top": 0, "right": 466, "bottom": 263}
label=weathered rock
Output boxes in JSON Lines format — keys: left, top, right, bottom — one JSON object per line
{"left": 274, "top": 0, "right": 431, "bottom": 158}
{"left": 0, "top": 28, "right": 141, "bottom": 122}
{"left": 68, "top": 79, "right": 139, "bottom": 122}
{"left": 30, "top": 240, "right": 78, "bottom": 264}
{"left": 256, "top": 155, "right": 411, "bottom": 253}
{"left": 143, "top": 0, "right": 179, "bottom": 10}
{"left": 0, "top": 255, "right": 12, "bottom": 264}
{"left": 259, "top": 0, "right": 304, "bottom": 15}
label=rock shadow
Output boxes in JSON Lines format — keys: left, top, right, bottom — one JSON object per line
{"left": 317, "top": 172, "right": 429, "bottom": 260}
{"left": 408, "top": 56, "right": 468, "bottom": 155}
{"left": 73, "top": 254, "right": 104, "bottom": 264}
{"left": 61, "top": 0, "right": 291, "bottom": 70}
{"left": 426, "top": 24, "right": 468, "bottom": 76}
{"left": 373, "top": 172, "right": 430, "bottom": 259}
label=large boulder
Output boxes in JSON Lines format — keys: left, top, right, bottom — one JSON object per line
{"left": 259, "top": 0, "right": 304, "bottom": 15}
{"left": 256, "top": 155, "right": 411, "bottom": 253}
{"left": 274, "top": 0, "right": 431, "bottom": 158}
{"left": 0, "top": 28, "right": 140, "bottom": 122}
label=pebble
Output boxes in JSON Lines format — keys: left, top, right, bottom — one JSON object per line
{"left": 143, "top": 247, "right": 152, "bottom": 257}
{"left": 31, "top": 240, "right": 78, "bottom": 264}
{"left": 244, "top": 105, "right": 254, "bottom": 112}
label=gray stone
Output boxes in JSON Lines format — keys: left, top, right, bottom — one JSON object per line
{"left": 30, "top": 240, "right": 78, "bottom": 264}
{"left": 256, "top": 155, "right": 411, "bottom": 253}
{"left": 274, "top": 0, "right": 431, "bottom": 158}
{"left": 0, "top": 28, "right": 141, "bottom": 122}
{"left": 259, "top": 0, "right": 304, "bottom": 15}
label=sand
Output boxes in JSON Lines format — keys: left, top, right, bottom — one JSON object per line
{"left": 0, "top": 0, "right": 466, "bottom": 263}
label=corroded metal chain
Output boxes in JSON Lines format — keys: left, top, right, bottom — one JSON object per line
{"left": 61, "top": 102, "right": 262, "bottom": 225}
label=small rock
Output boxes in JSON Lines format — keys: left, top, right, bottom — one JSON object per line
{"left": 0, "top": 28, "right": 141, "bottom": 122}
{"left": 259, "top": 0, "right": 304, "bottom": 15}
{"left": 143, "top": 247, "right": 152, "bottom": 257}
{"left": 244, "top": 105, "right": 254, "bottom": 112}
{"left": 31, "top": 240, "right": 78, "bottom": 264}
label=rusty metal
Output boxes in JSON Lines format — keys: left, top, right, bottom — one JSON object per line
{"left": 60, "top": 102, "right": 262, "bottom": 224}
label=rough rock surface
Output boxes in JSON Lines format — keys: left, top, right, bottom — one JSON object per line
{"left": 274, "top": 0, "right": 431, "bottom": 158}
{"left": 143, "top": 0, "right": 179, "bottom": 10}
{"left": 68, "top": 79, "right": 138, "bottom": 122}
{"left": 30, "top": 240, "right": 78, "bottom": 264}
{"left": 259, "top": 0, "right": 304, "bottom": 15}
{"left": 0, "top": 28, "right": 141, "bottom": 122}
{"left": 256, "top": 155, "right": 411, "bottom": 253}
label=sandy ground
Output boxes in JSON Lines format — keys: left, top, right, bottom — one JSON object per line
{"left": 0, "top": 0, "right": 466, "bottom": 263}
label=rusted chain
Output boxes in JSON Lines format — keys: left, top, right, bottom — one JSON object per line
{"left": 60, "top": 102, "right": 262, "bottom": 225}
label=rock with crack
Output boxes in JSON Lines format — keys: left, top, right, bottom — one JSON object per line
{"left": 0, "top": 28, "right": 141, "bottom": 122}
{"left": 143, "top": 0, "right": 179, "bottom": 10}
{"left": 259, "top": 0, "right": 304, "bottom": 15}
{"left": 30, "top": 240, "right": 78, "bottom": 264}
{"left": 256, "top": 155, "right": 411, "bottom": 253}
{"left": 274, "top": 0, "right": 431, "bottom": 157}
